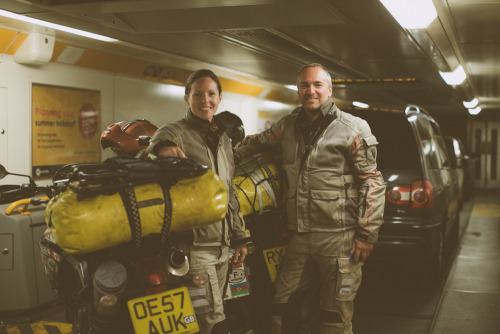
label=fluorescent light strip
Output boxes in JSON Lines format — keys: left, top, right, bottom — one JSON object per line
{"left": 463, "top": 98, "right": 478, "bottom": 109}
{"left": 379, "top": 0, "right": 437, "bottom": 29}
{"left": 285, "top": 85, "right": 297, "bottom": 91}
{"left": 439, "top": 65, "right": 466, "bottom": 85}
{"left": 0, "top": 9, "right": 117, "bottom": 42}
{"left": 352, "top": 101, "right": 369, "bottom": 108}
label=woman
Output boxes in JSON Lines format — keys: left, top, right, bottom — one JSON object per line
{"left": 145, "top": 69, "right": 249, "bottom": 334}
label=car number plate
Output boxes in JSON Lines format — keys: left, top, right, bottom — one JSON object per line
{"left": 127, "top": 286, "right": 199, "bottom": 334}
{"left": 262, "top": 245, "right": 287, "bottom": 282}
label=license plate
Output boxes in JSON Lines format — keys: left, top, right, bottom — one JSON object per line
{"left": 127, "top": 286, "right": 199, "bottom": 334}
{"left": 262, "top": 245, "right": 287, "bottom": 282}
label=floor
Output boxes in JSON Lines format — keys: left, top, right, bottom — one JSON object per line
{"left": 429, "top": 189, "right": 500, "bottom": 334}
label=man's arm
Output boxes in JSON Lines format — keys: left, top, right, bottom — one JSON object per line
{"left": 234, "top": 116, "right": 286, "bottom": 162}
{"left": 349, "top": 121, "right": 386, "bottom": 263}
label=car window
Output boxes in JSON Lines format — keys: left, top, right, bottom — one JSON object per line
{"left": 429, "top": 120, "right": 450, "bottom": 168}
{"left": 414, "top": 117, "right": 441, "bottom": 169}
{"left": 445, "top": 138, "right": 459, "bottom": 168}
{"left": 348, "top": 111, "right": 418, "bottom": 169}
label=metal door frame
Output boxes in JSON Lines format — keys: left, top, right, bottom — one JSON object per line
{"left": 471, "top": 121, "right": 500, "bottom": 189}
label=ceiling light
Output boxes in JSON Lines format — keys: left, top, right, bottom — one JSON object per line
{"left": 262, "top": 100, "right": 288, "bottom": 111}
{"left": 157, "top": 84, "right": 185, "bottom": 97}
{"left": 468, "top": 106, "right": 481, "bottom": 115}
{"left": 0, "top": 9, "right": 117, "bottom": 42}
{"left": 439, "top": 65, "right": 466, "bottom": 85}
{"left": 379, "top": 0, "right": 437, "bottom": 29}
{"left": 352, "top": 101, "right": 369, "bottom": 108}
{"left": 463, "top": 98, "right": 479, "bottom": 109}
{"left": 285, "top": 85, "right": 297, "bottom": 91}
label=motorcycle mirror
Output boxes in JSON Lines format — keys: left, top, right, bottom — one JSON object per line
{"left": 0, "top": 165, "right": 33, "bottom": 182}
{"left": 0, "top": 165, "right": 6, "bottom": 180}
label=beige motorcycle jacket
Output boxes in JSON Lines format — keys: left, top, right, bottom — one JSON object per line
{"left": 235, "top": 101, "right": 385, "bottom": 243}
{"left": 145, "top": 110, "right": 248, "bottom": 247}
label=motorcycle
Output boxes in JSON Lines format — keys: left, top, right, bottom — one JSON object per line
{"left": 0, "top": 157, "right": 226, "bottom": 334}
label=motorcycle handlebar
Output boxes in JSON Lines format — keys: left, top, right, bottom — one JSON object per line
{"left": 0, "top": 183, "right": 52, "bottom": 205}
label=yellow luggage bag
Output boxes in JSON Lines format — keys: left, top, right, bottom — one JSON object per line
{"left": 234, "top": 153, "right": 284, "bottom": 217}
{"left": 46, "top": 158, "right": 227, "bottom": 254}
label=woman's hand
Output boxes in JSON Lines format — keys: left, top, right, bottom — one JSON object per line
{"left": 231, "top": 245, "right": 248, "bottom": 263}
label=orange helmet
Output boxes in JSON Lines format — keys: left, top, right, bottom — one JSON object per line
{"left": 101, "top": 119, "right": 158, "bottom": 155}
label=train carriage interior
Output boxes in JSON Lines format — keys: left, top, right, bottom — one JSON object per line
{"left": 0, "top": 1, "right": 499, "bottom": 333}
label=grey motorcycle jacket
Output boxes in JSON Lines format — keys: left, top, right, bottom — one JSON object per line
{"left": 145, "top": 110, "right": 248, "bottom": 247}
{"left": 235, "top": 101, "right": 385, "bottom": 243}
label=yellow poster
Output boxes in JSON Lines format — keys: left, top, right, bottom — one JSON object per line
{"left": 32, "top": 84, "right": 101, "bottom": 178}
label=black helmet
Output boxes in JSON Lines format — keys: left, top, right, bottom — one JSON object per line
{"left": 215, "top": 111, "right": 245, "bottom": 147}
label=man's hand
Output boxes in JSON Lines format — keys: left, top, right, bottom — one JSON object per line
{"left": 234, "top": 134, "right": 258, "bottom": 150}
{"left": 157, "top": 145, "right": 186, "bottom": 158}
{"left": 231, "top": 245, "right": 248, "bottom": 264}
{"left": 350, "top": 239, "right": 374, "bottom": 264}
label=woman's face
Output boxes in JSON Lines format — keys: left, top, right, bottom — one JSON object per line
{"left": 184, "top": 77, "right": 222, "bottom": 122}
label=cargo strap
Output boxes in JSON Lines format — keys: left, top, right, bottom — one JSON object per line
{"left": 119, "top": 184, "right": 174, "bottom": 247}
{"left": 160, "top": 183, "right": 173, "bottom": 245}
{"left": 248, "top": 166, "right": 278, "bottom": 215}
{"left": 119, "top": 187, "right": 142, "bottom": 247}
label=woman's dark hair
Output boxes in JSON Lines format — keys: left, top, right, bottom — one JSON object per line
{"left": 185, "top": 69, "right": 222, "bottom": 96}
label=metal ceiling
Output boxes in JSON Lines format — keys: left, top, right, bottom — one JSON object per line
{"left": 1, "top": 0, "right": 499, "bottom": 115}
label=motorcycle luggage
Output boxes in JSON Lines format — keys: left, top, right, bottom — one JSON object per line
{"left": 234, "top": 153, "right": 284, "bottom": 217}
{"left": 46, "top": 158, "right": 228, "bottom": 255}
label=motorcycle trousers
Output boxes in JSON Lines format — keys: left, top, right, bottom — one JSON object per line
{"left": 271, "top": 230, "right": 363, "bottom": 334}
{"left": 180, "top": 244, "right": 230, "bottom": 334}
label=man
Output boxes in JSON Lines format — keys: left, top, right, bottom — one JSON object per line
{"left": 235, "top": 63, "right": 385, "bottom": 333}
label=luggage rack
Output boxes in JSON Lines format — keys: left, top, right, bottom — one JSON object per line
{"left": 52, "top": 156, "right": 208, "bottom": 200}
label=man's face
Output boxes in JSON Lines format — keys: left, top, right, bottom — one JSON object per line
{"left": 297, "top": 66, "right": 333, "bottom": 114}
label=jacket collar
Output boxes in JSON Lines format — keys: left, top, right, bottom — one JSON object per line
{"left": 185, "top": 109, "right": 221, "bottom": 134}
{"left": 296, "top": 99, "right": 337, "bottom": 125}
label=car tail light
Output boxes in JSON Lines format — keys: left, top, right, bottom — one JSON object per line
{"left": 387, "top": 186, "right": 411, "bottom": 205}
{"left": 410, "top": 179, "right": 434, "bottom": 208}
{"left": 386, "top": 179, "right": 434, "bottom": 208}
{"left": 136, "top": 256, "right": 168, "bottom": 295}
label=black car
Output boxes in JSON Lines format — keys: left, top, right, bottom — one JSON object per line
{"left": 349, "top": 105, "right": 460, "bottom": 282}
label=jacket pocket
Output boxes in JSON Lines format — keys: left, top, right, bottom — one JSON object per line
{"left": 309, "top": 190, "right": 340, "bottom": 227}
{"left": 185, "top": 268, "right": 213, "bottom": 315}
{"left": 335, "top": 257, "right": 362, "bottom": 302}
